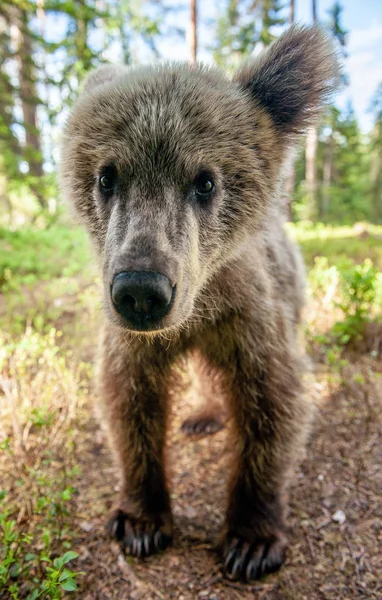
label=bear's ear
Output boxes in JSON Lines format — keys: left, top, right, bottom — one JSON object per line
{"left": 82, "top": 64, "right": 128, "bottom": 94}
{"left": 233, "top": 25, "right": 340, "bottom": 136}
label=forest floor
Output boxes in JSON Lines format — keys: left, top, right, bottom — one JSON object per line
{"left": 0, "top": 221, "right": 381, "bottom": 600}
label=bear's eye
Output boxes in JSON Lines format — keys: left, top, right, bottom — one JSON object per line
{"left": 99, "top": 165, "right": 117, "bottom": 194}
{"left": 194, "top": 172, "right": 215, "bottom": 199}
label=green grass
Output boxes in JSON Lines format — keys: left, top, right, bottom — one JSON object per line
{"left": 288, "top": 222, "right": 382, "bottom": 270}
{"left": 0, "top": 224, "right": 92, "bottom": 291}
{"left": 0, "top": 224, "right": 98, "bottom": 337}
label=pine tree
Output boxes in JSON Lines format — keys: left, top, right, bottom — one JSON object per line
{"left": 0, "top": 0, "right": 163, "bottom": 219}
{"left": 320, "top": 2, "right": 348, "bottom": 218}
{"left": 296, "top": 104, "right": 370, "bottom": 223}
{"left": 329, "top": 104, "right": 369, "bottom": 222}
{"left": 0, "top": 1, "right": 47, "bottom": 209}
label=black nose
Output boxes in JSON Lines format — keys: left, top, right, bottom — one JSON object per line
{"left": 110, "top": 271, "right": 175, "bottom": 330}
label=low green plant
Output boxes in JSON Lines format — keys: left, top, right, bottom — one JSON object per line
{"left": 308, "top": 256, "right": 340, "bottom": 299}
{"left": 0, "top": 325, "right": 88, "bottom": 598}
{"left": 0, "top": 490, "right": 83, "bottom": 599}
{"left": 332, "top": 259, "right": 379, "bottom": 344}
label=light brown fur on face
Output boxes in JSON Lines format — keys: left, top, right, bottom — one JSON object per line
{"left": 60, "top": 25, "right": 339, "bottom": 581}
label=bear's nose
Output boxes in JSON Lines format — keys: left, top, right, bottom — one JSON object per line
{"left": 110, "top": 271, "right": 174, "bottom": 330}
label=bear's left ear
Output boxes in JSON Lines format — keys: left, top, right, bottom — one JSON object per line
{"left": 233, "top": 25, "right": 340, "bottom": 136}
{"left": 81, "top": 64, "right": 128, "bottom": 95}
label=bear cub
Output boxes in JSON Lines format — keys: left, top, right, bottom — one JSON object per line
{"left": 61, "top": 25, "right": 338, "bottom": 581}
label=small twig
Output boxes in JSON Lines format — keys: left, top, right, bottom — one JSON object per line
{"left": 302, "top": 524, "right": 316, "bottom": 560}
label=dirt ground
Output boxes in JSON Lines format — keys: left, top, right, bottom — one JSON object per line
{"left": 69, "top": 345, "right": 381, "bottom": 599}
{"left": 1, "top": 279, "right": 381, "bottom": 600}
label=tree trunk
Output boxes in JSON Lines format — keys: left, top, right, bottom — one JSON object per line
{"left": 189, "top": 0, "right": 197, "bottom": 64}
{"left": 371, "top": 157, "right": 382, "bottom": 221}
{"left": 12, "top": 6, "right": 46, "bottom": 209}
{"left": 284, "top": 0, "right": 296, "bottom": 221}
{"left": 321, "top": 129, "right": 334, "bottom": 219}
{"left": 290, "top": 0, "right": 295, "bottom": 23}
{"left": 305, "top": 0, "right": 318, "bottom": 220}
{"left": 305, "top": 125, "right": 318, "bottom": 220}
{"left": 371, "top": 124, "right": 382, "bottom": 221}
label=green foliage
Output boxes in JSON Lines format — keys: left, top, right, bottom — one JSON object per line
{"left": 328, "top": 1, "right": 347, "bottom": 50}
{"left": 291, "top": 222, "right": 382, "bottom": 348}
{"left": 213, "top": 0, "right": 286, "bottom": 71}
{"left": 0, "top": 496, "right": 83, "bottom": 599}
{"left": 294, "top": 104, "right": 372, "bottom": 224}
{"left": 332, "top": 259, "right": 379, "bottom": 343}
{"left": 291, "top": 4, "right": 382, "bottom": 224}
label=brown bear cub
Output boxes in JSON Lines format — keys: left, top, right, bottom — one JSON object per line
{"left": 61, "top": 26, "right": 338, "bottom": 581}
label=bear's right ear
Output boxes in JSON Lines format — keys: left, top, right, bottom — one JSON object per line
{"left": 233, "top": 25, "right": 340, "bottom": 137}
{"left": 82, "top": 64, "right": 127, "bottom": 94}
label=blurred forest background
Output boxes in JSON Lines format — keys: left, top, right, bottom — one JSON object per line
{"left": 0, "top": 0, "right": 382, "bottom": 224}
{"left": 0, "top": 2, "right": 381, "bottom": 600}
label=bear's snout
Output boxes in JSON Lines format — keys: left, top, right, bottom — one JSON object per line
{"left": 110, "top": 271, "right": 175, "bottom": 331}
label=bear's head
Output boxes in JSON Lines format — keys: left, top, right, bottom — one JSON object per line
{"left": 60, "top": 25, "right": 339, "bottom": 335}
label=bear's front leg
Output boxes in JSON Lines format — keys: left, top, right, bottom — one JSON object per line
{"left": 98, "top": 327, "right": 175, "bottom": 557}
{"left": 219, "top": 317, "right": 310, "bottom": 581}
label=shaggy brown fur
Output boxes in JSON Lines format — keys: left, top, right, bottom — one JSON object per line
{"left": 60, "top": 25, "right": 339, "bottom": 581}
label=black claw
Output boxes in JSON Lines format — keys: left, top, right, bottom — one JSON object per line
{"left": 231, "top": 555, "right": 244, "bottom": 578}
{"left": 107, "top": 510, "right": 172, "bottom": 558}
{"left": 260, "top": 557, "right": 268, "bottom": 577}
{"left": 248, "top": 545, "right": 265, "bottom": 580}
{"left": 233, "top": 543, "right": 251, "bottom": 579}
{"left": 224, "top": 546, "right": 238, "bottom": 572}
{"left": 223, "top": 534, "right": 286, "bottom": 581}
{"left": 107, "top": 517, "right": 119, "bottom": 539}
{"left": 110, "top": 511, "right": 130, "bottom": 541}
{"left": 143, "top": 533, "right": 150, "bottom": 555}
{"left": 245, "top": 561, "right": 257, "bottom": 581}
